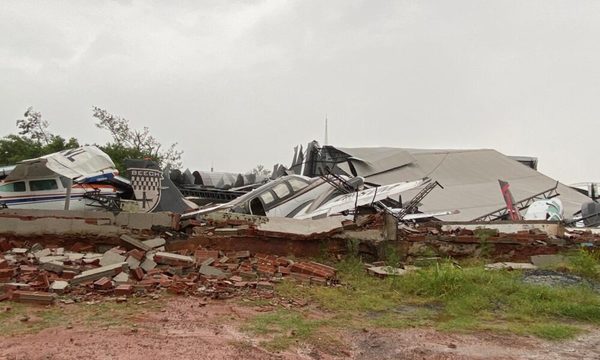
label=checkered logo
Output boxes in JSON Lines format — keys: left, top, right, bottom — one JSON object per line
{"left": 128, "top": 168, "right": 162, "bottom": 212}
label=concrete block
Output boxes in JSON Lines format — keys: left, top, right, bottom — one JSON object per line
{"left": 64, "top": 252, "right": 85, "bottom": 261}
{"left": 41, "top": 261, "right": 64, "bottom": 274}
{"left": 154, "top": 252, "right": 195, "bottom": 267}
{"left": 368, "top": 266, "right": 407, "bottom": 277}
{"left": 33, "top": 248, "right": 51, "bottom": 259}
{"left": 142, "top": 237, "right": 166, "bottom": 249}
{"left": 71, "top": 262, "right": 128, "bottom": 285}
{"left": 485, "top": 262, "right": 537, "bottom": 270}
{"left": 113, "top": 272, "right": 129, "bottom": 284}
{"left": 99, "top": 251, "right": 126, "bottom": 267}
{"left": 126, "top": 256, "right": 141, "bottom": 270}
{"left": 126, "top": 213, "right": 155, "bottom": 230}
{"left": 50, "top": 280, "right": 69, "bottom": 294}
{"left": 140, "top": 258, "right": 157, "bottom": 272}
{"left": 39, "top": 256, "right": 67, "bottom": 264}
{"left": 199, "top": 265, "right": 225, "bottom": 278}
{"left": 120, "top": 234, "right": 151, "bottom": 252}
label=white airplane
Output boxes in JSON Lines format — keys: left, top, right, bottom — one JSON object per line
{"left": 182, "top": 175, "right": 430, "bottom": 220}
{"left": 0, "top": 146, "right": 118, "bottom": 210}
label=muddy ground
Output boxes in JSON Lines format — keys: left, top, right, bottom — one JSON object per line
{"left": 0, "top": 297, "right": 598, "bottom": 360}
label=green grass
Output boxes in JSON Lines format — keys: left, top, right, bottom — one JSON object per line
{"left": 566, "top": 249, "right": 600, "bottom": 280}
{"left": 253, "top": 256, "right": 600, "bottom": 348}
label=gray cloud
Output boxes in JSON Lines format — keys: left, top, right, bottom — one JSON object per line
{"left": 1, "top": 0, "right": 599, "bottom": 183}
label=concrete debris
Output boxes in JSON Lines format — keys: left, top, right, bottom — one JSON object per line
{"left": 142, "top": 237, "right": 166, "bottom": 249}
{"left": 140, "top": 257, "right": 157, "bottom": 272}
{"left": 0, "top": 240, "right": 337, "bottom": 304}
{"left": 126, "top": 256, "right": 141, "bottom": 270}
{"left": 120, "top": 234, "right": 152, "bottom": 252}
{"left": 113, "top": 272, "right": 130, "bottom": 284}
{"left": 485, "top": 262, "right": 538, "bottom": 271}
{"left": 71, "top": 262, "right": 129, "bottom": 285}
{"left": 153, "top": 252, "right": 195, "bottom": 267}
{"left": 368, "top": 266, "right": 408, "bottom": 277}
{"left": 50, "top": 280, "right": 69, "bottom": 293}
{"left": 199, "top": 264, "right": 226, "bottom": 278}
{"left": 99, "top": 251, "right": 127, "bottom": 267}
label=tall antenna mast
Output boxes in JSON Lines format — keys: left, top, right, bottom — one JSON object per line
{"left": 324, "top": 114, "right": 329, "bottom": 145}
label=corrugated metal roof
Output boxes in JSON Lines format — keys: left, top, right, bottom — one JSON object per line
{"left": 330, "top": 147, "right": 590, "bottom": 221}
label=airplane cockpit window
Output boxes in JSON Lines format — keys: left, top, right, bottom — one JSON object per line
{"left": 30, "top": 179, "right": 59, "bottom": 191}
{"left": 0, "top": 181, "right": 26, "bottom": 192}
{"left": 272, "top": 183, "right": 291, "bottom": 199}
{"left": 287, "top": 178, "right": 309, "bottom": 191}
{"left": 259, "top": 191, "right": 275, "bottom": 205}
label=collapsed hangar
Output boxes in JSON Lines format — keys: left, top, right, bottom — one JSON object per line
{"left": 292, "top": 142, "right": 591, "bottom": 222}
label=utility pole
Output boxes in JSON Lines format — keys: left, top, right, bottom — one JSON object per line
{"left": 324, "top": 114, "right": 329, "bottom": 145}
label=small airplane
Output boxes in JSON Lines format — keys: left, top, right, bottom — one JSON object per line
{"left": 181, "top": 174, "right": 442, "bottom": 221}
{"left": 0, "top": 146, "right": 118, "bottom": 210}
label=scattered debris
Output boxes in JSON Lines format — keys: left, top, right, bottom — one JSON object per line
{"left": 0, "top": 236, "right": 338, "bottom": 304}
{"left": 485, "top": 262, "right": 538, "bottom": 271}
{"left": 368, "top": 266, "right": 408, "bottom": 277}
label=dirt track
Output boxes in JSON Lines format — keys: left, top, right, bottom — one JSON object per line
{"left": 0, "top": 297, "right": 598, "bottom": 360}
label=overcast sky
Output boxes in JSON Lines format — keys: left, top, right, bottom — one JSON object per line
{"left": 1, "top": 0, "right": 599, "bottom": 183}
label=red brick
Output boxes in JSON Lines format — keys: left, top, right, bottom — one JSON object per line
{"left": 93, "top": 277, "right": 113, "bottom": 290}
{"left": 278, "top": 266, "right": 291, "bottom": 275}
{"left": 61, "top": 270, "right": 77, "bottom": 279}
{"left": 0, "top": 268, "right": 15, "bottom": 280}
{"left": 127, "top": 249, "right": 146, "bottom": 261}
{"left": 132, "top": 267, "right": 145, "bottom": 281}
{"left": 256, "top": 264, "right": 276, "bottom": 276}
{"left": 12, "top": 290, "right": 56, "bottom": 305}
{"left": 115, "top": 284, "right": 133, "bottom": 296}
{"left": 195, "top": 250, "right": 220, "bottom": 262}
{"left": 0, "top": 258, "right": 8, "bottom": 269}
{"left": 0, "top": 240, "right": 11, "bottom": 252}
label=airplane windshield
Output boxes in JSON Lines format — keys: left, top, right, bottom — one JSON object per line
{"left": 0, "top": 181, "right": 26, "bottom": 192}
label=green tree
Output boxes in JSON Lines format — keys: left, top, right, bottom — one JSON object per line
{"left": 0, "top": 108, "right": 79, "bottom": 166}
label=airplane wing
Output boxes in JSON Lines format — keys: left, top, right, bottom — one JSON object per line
{"left": 400, "top": 210, "right": 460, "bottom": 220}
{"left": 6, "top": 146, "right": 117, "bottom": 183}
{"left": 294, "top": 179, "right": 427, "bottom": 220}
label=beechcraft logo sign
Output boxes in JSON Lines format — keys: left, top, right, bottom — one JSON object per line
{"left": 128, "top": 168, "right": 162, "bottom": 212}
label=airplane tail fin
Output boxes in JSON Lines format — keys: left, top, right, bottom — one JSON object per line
{"left": 498, "top": 179, "right": 522, "bottom": 221}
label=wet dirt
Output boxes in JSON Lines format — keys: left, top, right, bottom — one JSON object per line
{"left": 0, "top": 297, "right": 598, "bottom": 360}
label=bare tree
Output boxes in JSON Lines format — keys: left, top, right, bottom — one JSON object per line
{"left": 92, "top": 106, "right": 183, "bottom": 169}
{"left": 250, "top": 164, "right": 271, "bottom": 177}
{"left": 16, "top": 107, "right": 52, "bottom": 145}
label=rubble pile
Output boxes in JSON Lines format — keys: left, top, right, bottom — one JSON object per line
{"left": 0, "top": 235, "right": 337, "bottom": 305}
{"left": 399, "top": 224, "right": 600, "bottom": 261}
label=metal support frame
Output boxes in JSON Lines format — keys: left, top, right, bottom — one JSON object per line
{"left": 319, "top": 167, "right": 440, "bottom": 223}
{"left": 471, "top": 182, "right": 560, "bottom": 222}
{"left": 394, "top": 181, "right": 442, "bottom": 220}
